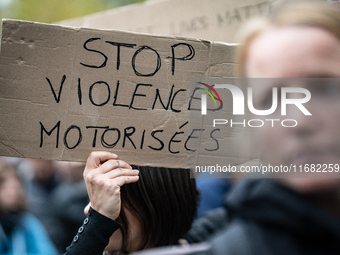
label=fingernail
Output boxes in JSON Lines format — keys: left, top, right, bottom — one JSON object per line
{"left": 112, "top": 153, "right": 118, "bottom": 158}
{"left": 133, "top": 169, "right": 139, "bottom": 174}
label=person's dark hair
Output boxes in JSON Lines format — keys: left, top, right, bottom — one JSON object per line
{"left": 116, "top": 166, "right": 197, "bottom": 253}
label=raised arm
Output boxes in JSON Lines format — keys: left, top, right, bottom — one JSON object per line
{"left": 64, "top": 151, "right": 139, "bottom": 255}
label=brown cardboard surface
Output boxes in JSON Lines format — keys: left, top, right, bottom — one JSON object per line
{"left": 0, "top": 19, "right": 240, "bottom": 167}
{"left": 58, "top": 0, "right": 272, "bottom": 43}
{"left": 58, "top": 0, "right": 327, "bottom": 43}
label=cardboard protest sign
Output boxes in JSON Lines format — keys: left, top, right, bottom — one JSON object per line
{"left": 59, "top": 0, "right": 328, "bottom": 43}
{"left": 0, "top": 19, "right": 241, "bottom": 167}
{"left": 59, "top": 0, "right": 273, "bottom": 43}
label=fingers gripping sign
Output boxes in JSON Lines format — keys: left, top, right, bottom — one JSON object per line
{"left": 83, "top": 151, "right": 139, "bottom": 220}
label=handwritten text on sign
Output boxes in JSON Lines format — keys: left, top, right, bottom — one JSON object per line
{"left": 0, "top": 20, "right": 235, "bottom": 167}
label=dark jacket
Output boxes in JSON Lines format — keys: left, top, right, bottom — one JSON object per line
{"left": 187, "top": 178, "right": 340, "bottom": 255}
{"left": 64, "top": 207, "right": 121, "bottom": 255}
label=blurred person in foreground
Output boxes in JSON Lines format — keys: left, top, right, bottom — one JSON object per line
{"left": 0, "top": 159, "right": 58, "bottom": 255}
{"left": 183, "top": 2, "right": 340, "bottom": 255}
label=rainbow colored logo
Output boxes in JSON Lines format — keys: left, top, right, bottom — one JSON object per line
{"left": 196, "top": 82, "right": 222, "bottom": 115}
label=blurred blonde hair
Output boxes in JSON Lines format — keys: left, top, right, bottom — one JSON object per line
{"left": 235, "top": 1, "right": 340, "bottom": 77}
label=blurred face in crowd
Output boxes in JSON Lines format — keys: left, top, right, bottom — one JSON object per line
{"left": 0, "top": 168, "right": 25, "bottom": 212}
{"left": 246, "top": 26, "right": 340, "bottom": 194}
{"left": 29, "top": 159, "right": 55, "bottom": 181}
{"left": 54, "top": 161, "right": 85, "bottom": 182}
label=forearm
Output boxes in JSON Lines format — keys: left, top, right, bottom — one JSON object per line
{"left": 64, "top": 207, "right": 122, "bottom": 255}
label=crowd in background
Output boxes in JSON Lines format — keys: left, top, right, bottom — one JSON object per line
{"left": 0, "top": 157, "right": 89, "bottom": 254}
{"left": 0, "top": 157, "right": 231, "bottom": 254}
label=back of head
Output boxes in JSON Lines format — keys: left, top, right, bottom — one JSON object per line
{"left": 118, "top": 166, "right": 197, "bottom": 252}
{"left": 236, "top": 1, "right": 340, "bottom": 77}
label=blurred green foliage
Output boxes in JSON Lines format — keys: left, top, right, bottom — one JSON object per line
{"left": 0, "top": 0, "right": 147, "bottom": 30}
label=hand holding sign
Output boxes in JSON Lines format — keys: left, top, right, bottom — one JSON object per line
{"left": 83, "top": 151, "right": 139, "bottom": 220}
